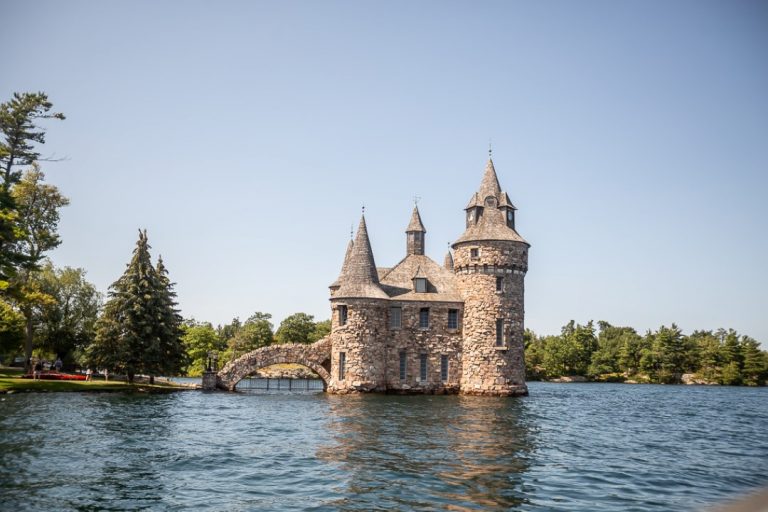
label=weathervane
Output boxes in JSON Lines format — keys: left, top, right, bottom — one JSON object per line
{"left": 413, "top": 195, "right": 421, "bottom": 206}
{"left": 489, "top": 139, "right": 493, "bottom": 158}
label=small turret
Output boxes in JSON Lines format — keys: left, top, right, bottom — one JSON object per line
{"left": 405, "top": 205, "right": 426, "bottom": 256}
{"left": 334, "top": 215, "right": 388, "bottom": 299}
{"left": 444, "top": 250, "right": 454, "bottom": 270}
{"left": 329, "top": 239, "right": 354, "bottom": 292}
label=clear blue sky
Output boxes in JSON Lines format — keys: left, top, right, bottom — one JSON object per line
{"left": 2, "top": 0, "right": 767, "bottom": 343}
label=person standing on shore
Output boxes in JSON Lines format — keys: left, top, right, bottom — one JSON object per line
{"left": 54, "top": 358, "right": 62, "bottom": 372}
{"left": 85, "top": 368, "right": 92, "bottom": 382}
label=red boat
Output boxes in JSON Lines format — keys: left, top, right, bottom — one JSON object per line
{"left": 21, "top": 372, "right": 87, "bottom": 381}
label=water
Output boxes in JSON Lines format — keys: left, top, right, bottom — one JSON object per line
{"left": 1, "top": 383, "right": 766, "bottom": 511}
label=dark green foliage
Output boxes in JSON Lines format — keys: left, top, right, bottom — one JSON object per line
{"left": 312, "top": 319, "right": 331, "bottom": 342}
{"left": 225, "top": 312, "right": 274, "bottom": 360}
{"left": 182, "top": 322, "right": 225, "bottom": 376}
{"left": 275, "top": 312, "right": 319, "bottom": 345}
{"left": 0, "top": 298, "right": 24, "bottom": 358}
{"left": 88, "top": 231, "right": 187, "bottom": 382}
{"left": 525, "top": 320, "right": 766, "bottom": 386}
{"left": 32, "top": 262, "right": 101, "bottom": 367}
{"left": 0, "top": 92, "right": 64, "bottom": 286}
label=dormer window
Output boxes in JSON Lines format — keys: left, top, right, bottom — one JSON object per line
{"left": 414, "top": 278, "right": 427, "bottom": 293}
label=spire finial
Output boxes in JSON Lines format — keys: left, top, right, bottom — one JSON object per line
{"left": 413, "top": 195, "right": 421, "bottom": 206}
{"left": 488, "top": 139, "right": 493, "bottom": 159}
{"left": 350, "top": 224, "right": 353, "bottom": 240}
{"left": 362, "top": 204, "right": 365, "bottom": 216}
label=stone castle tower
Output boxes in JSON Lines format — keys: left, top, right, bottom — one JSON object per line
{"left": 452, "top": 159, "right": 528, "bottom": 395}
{"left": 327, "top": 157, "right": 529, "bottom": 396}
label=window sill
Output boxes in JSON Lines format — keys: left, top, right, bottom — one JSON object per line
{"left": 494, "top": 345, "right": 508, "bottom": 351}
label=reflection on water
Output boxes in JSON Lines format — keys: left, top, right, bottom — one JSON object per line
{"left": 320, "top": 395, "right": 536, "bottom": 510}
{"left": 0, "top": 383, "right": 767, "bottom": 511}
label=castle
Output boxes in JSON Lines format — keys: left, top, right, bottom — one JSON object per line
{"left": 327, "top": 157, "right": 530, "bottom": 396}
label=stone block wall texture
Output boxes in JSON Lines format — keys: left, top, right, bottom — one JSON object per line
{"left": 384, "top": 300, "right": 463, "bottom": 394}
{"left": 328, "top": 298, "right": 389, "bottom": 393}
{"left": 453, "top": 240, "right": 528, "bottom": 396}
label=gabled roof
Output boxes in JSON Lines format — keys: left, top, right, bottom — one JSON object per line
{"left": 406, "top": 205, "right": 426, "bottom": 232}
{"left": 379, "top": 254, "right": 462, "bottom": 302}
{"left": 498, "top": 191, "right": 517, "bottom": 210}
{"left": 334, "top": 216, "right": 389, "bottom": 299}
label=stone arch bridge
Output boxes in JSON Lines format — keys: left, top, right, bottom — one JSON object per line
{"left": 215, "top": 337, "right": 332, "bottom": 391}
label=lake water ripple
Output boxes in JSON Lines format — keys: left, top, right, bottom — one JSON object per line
{"left": 1, "top": 382, "right": 766, "bottom": 511}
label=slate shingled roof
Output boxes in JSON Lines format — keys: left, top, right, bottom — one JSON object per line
{"left": 454, "top": 158, "right": 529, "bottom": 246}
{"left": 379, "top": 254, "right": 462, "bottom": 302}
{"left": 329, "top": 239, "right": 354, "bottom": 288}
{"left": 406, "top": 206, "right": 426, "bottom": 232}
{"left": 334, "top": 216, "right": 389, "bottom": 299}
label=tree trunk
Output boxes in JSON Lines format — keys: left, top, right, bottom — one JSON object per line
{"left": 149, "top": 375, "right": 154, "bottom": 385}
{"left": 128, "top": 373, "right": 134, "bottom": 384}
{"left": 23, "top": 308, "right": 33, "bottom": 373}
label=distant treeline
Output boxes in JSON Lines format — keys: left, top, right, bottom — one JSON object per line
{"left": 525, "top": 321, "right": 767, "bottom": 386}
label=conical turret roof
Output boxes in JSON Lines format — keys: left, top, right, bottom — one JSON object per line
{"left": 334, "top": 215, "right": 389, "bottom": 299}
{"left": 329, "top": 239, "right": 354, "bottom": 288}
{"left": 406, "top": 205, "right": 426, "bottom": 232}
{"left": 477, "top": 158, "right": 501, "bottom": 199}
{"left": 444, "top": 250, "right": 454, "bottom": 270}
{"left": 454, "top": 158, "right": 529, "bottom": 247}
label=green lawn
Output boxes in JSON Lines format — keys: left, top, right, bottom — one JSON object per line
{"left": 0, "top": 367, "right": 193, "bottom": 393}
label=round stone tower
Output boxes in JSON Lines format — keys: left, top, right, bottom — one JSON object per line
{"left": 452, "top": 159, "right": 529, "bottom": 396}
{"left": 327, "top": 215, "right": 389, "bottom": 393}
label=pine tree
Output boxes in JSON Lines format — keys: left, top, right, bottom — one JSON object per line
{"left": 153, "top": 255, "right": 187, "bottom": 379}
{"left": 88, "top": 230, "right": 186, "bottom": 382}
{"left": 741, "top": 337, "right": 767, "bottom": 386}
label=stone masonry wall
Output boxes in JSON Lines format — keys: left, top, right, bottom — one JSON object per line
{"left": 454, "top": 240, "right": 528, "bottom": 396}
{"left": 384, "top": 301, "right": 463, "bottom": 394}
{"left": 328, "top": 298, "right": 389, "bottom": 393}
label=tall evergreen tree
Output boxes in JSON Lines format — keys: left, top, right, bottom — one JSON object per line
{"left": 89, "top": 231, "right": 186, "bottom": 382}
{"left": 0, "top": 92, "right": 65, "bottom": 287}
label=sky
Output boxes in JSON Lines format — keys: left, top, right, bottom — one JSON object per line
{"left": 2, "top": 0, "right": 767, "bottom": 344}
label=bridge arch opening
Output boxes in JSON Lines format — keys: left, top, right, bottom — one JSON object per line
{"left": 216, "top": 341, "right": 332, "bottom": 392}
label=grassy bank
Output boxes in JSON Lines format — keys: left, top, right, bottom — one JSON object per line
{"left": 0, "top": 367, "right": 194, "bottom": 394}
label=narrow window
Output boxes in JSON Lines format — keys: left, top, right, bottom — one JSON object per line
{"left": 440, "top": 355, "right": 448, "bottom": 381}
{"left": 390, "top": 306, "right": 402, "bottom": 329}
{"left": 419, "top": 353, "right": 428, "bottom": 381}
{"left": 496, "top": 276, "right": 503, "bottom": 292}
{"left": 414, "top": 278, "right": 427, "bottom": 293}
{"left": 447, "top": 309, "right": 458, "bottom": 329}
{"left": 419, "top": 308, "right": 430, "bottom": 329}
{"left": 399, "top": 351, "right": 407, "bottom": 380}
{"left": 339, "top": 305, "right": 348, "bottom": 326}
{"left": 496, "top": 319, "right": 504, "bottom": 347}
{"left": 470, "top": 248, "right": 479, "bottom": 259}
{"left": 338, "top": 352, "right": 346, "bottom": 380}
